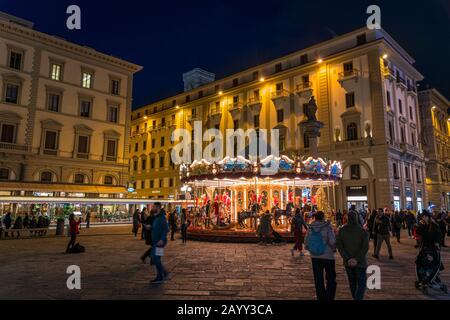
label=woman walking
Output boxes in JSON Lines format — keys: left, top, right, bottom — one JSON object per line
{"left": 132, "top": 209, "right": 141, "bottom": 238}
{"left": 291, "top": 208, "right": 309, "bottom": 256}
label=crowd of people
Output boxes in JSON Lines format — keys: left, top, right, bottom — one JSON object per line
{"left": 0, "top": 212, "right": 51, "bottom": 238}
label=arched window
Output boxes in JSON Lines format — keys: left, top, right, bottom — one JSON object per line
{"left": 40, "top": 171, "right": 53, "bottom": 182}
{"left": 0, "top": 168, "right": 10, "bottom": 180}
{"left": 104, "top": 175, "right": 114, "bottom": 185}
{"left": 347, "top": 123, "right": 358, "bottom": 141}
{"left": 74, "top": 174, "right": 86, "bottom": 184}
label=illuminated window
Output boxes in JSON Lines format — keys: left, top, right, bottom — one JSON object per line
{"left": 82, "top": 72, "right": 93, "bottom": 88}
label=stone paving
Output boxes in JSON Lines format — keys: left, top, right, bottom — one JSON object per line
{"left": 0, "top": 225, "right": 449, "bottom": 300}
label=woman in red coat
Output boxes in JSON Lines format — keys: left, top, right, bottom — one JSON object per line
{"left": 66, "top": 214, "right": 81, "bottom": 253}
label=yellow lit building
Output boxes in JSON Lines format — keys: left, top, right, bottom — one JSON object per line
{"left": 130, "top": 27, "right": 427, "bottom": 211}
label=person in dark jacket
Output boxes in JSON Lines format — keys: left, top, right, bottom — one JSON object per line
{"left": 132, "top": 209, "right": 140, "bottom": 238}
{"left": 12, "top": 215, "right": 23, "bottom": 238}
{"left": 140, "top": 207, "right": 148, "bottom": 240}
{"left": 180, "top": 208, "right": 189, "bottom": 244}
{"left": 415, "top": 213, "right": 441, "bottom": 249}
{"left": 140, "top": 208, "right": 156, "bottom": 263}
{"left": 367, "top": 209, "right": 377, "bottom": 242}
{"left": 405, "top": 211, "right": 416, "bottom": 239}
{"left": 373, "top": 209, "right": 393, "bottom": 260}
{"left": 258, "top": 210, "right": 272, "bottom": 245}
{"left": 168, "top": 210, "right": 177, "bottom": 241}
{"left": 37, "top": 216, "right": 45, "bottom": 236}
{"left": 85, "top": 211, "right": 91, "bottom": 229}
{"left": 391, "top": 211, "right": 403, "bottom": 243}
{"left": 435, "top": 211, "right": 448, "bottom": 247}
{"left": 3, "top": 212, "right": 12, "bottom": 237}
{"left": 291, "top": 208, "right": 309, "bottom": 256}
{"left": 336, "top": 212, "right": 369, "bottom": 300}
{"left": 335, "top": 210, "right": 343, "bottom": 227}
{"left": 23, "top": 213, "right": 30, "bottom": 229}
{"left": 66, "top": 214, "right": 81, "bottom": 253}
{"left": 150, "top": 202, "right": 169, "bottom": 284}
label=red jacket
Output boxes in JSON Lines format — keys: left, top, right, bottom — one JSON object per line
{"left": 69, "top": 219, "right": 81, "bottom": 234}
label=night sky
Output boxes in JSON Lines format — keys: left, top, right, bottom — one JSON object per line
{"left": 2, "top": 0, "right": 449, "bottom": 108}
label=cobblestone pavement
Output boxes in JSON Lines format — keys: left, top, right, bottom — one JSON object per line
{"left": 0, "top": 226, "right": 449, "bottom": 300}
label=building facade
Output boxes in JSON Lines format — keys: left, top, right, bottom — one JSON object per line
{"left": 418, "top": 89, "right": 450, "bottom": 210}
{"left": 130, "top": 27, "right": 427, "bottom": 211}
{"left": 0, "top": 13, "right": 142, "bottom": 201}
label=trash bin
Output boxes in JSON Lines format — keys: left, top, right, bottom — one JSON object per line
{"left": 56, "top": 219, "right": 65, "bottom": 236}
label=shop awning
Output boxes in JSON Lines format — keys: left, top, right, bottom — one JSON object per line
{"left": 0, "top": 196, "right": 192, "bottom": 205}
{"left": 0, "top": 181, "right": 127, "bottom": 194}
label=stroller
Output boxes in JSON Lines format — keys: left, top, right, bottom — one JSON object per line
{"left": 414, "top": 244, "right": 447, "bottom": 294}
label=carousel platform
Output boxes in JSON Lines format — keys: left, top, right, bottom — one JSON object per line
{"left": 187, "top": 227, "right": 295, "bottom": 243}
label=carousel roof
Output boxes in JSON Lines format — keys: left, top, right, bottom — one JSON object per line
{"left": 180, "top": 155, "right": 342, "bottom": 186}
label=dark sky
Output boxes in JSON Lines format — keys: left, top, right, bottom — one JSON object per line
{"left": 2, "top": 0, "right": 449, "bottom": 108}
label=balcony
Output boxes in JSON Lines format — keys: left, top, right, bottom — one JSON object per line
{"left": 295, "top": 82, "right": 313, "bottom": 100}
{"left": 396, "top": 76, "right": 407, "bottom": 89}
{"left": 271, "top": 89, "right": 290, "bottom": 110}
{"left": 335, "top": 138, "right": 366, "bottom": 150}
{"left": 407, "top": 84, "right": 417, "bottom": 96}
{"left": 338, "top": 69, "right": 360, "bottom": 87}
{"left": 166, "top": 121, "right": 176, "bottom": 128}
{"left": 0, "top": 142, "right": 28, "bottom": 152}
{"left": 247, "top": 96, "right": 263, "bottom": 113}
{"left": 383, "top": 66, "right": 395, "bottom": 81}
{"left": 187, "top": 114, "right": 202, "bottom": 124}
{"left": 209, "top": 106, "right": 222, "bottom": 119}
{"left": 228, "top": 102, "right": 244, "bottom": 118}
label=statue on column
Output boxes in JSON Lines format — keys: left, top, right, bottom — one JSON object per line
{"left": 305, "top": 96, "right": 318, "bottom": 121}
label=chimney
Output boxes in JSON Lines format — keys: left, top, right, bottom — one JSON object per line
{"left": 182, "top": 68, "right": 215, "bottom": 92}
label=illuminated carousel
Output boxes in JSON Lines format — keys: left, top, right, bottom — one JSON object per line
{"left": 179, "top": 96, "right": 343, "bottom": 242}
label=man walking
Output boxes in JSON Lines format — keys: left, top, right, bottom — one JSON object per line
{"left": 150, "top": 202, "right": 169, "bottom": 284}
{"left": 305, "top": 211, "right": 337, "bottom": 300}
{"left": 336, "top": 211, "right": 369, "bottom": 300}
{"left": 140, "top": 207, "right": 148, "bottom": 240}
{"left": 373, "top": 208, "right": 394, "bottom": 260}
{"left": 168, "top": 210, "right": 177, "bottom": 241}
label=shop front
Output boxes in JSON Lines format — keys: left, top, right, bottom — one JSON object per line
{"left": 346, "top": 186, "right": 368, "bottom": 211}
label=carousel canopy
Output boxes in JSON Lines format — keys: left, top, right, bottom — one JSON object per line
{"left": 180, "top": 155, "right": 342, "bottom": 187}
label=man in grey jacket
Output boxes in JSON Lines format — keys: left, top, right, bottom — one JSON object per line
{"left": 305, "top": 211, "right": 337, "bottom": 300}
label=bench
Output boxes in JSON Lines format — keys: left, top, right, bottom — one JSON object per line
{"left": 0, "top": 228, "right": 50, "bottom": 239}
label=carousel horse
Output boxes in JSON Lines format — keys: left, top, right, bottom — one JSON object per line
{"left": 238, "top": 210, "right": 259, "bottom": 229}
{"left": 274, "top": 207, "right": 293, "bottom": 226}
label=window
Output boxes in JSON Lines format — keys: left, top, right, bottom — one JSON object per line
{"left": 398, "top": 99, "right": 403, "bottom": 114}
{"left": 356, "top": 34, "right": 366, "bottom": 46}
{"left": 388, "top": 121, "right": 394, "bottom": 142}
{"left": 134, "top": 143, "right": 138, "bottom": 152}
{"left": 151, "top": 158, "right": 155, "bottom": 169}
{"left": 40, "top": 171, "right": 53, "bottom": 183}
{"left": 0, "top": 124, "right": 15, "bottom": 143}
{"left": 233, "top": 96, "right": 239, "bottom": 104}
{"left": 82, "top": 72, "right": 93, "bottom": 88}
{"left": 300, "top": 54, "right": 308, "bottom": 65}
{"left": 169, "top": 178, "right": 174, "bottom": 187}
{"left": 416, "top": 168, "right": 421, "bottom": 183}
{"left": 276, "top": 82, "right": 283, "bottom": 91}
{"left": 47, "top": 93, "right": 60, "bottom": 112}
{"left": 104, "top": 176, "right": 113, "bottom": 185}
{"left": 400, "top": 127, "right": 405, "bottom": 143}
{"left": 77, "top": 135, "right": 89, "bottom": 154}
{"left": 215, "top": 124, "right": 220, "bottom": 130}
{"left": 252, "top": 71, "right": 259, "bottom": 80}
{"left": 9, "top": 51, "right": 22, "bottom": 70}
{"left": 44, "top": 131, "right": 57, "bottom": 150}
{"left": 214, "top": 85, "right": 220, "bottom": 93}
{"left": 277, "top": 110, "right": 284, "bottom": 123}
{"left": 343, "top": 61, "right": 354, "bottom": 72}
{"left": 198, "top": 91, "right": 203, "bottom": 98}
{"left": 106, "top": 140, "right": 117, "bottom": 158}
{"left": 5, "top": 84, "right": 19, "bottom": 104}
{"left": 386, "top": 91, "right": 391, "bottom": 107}
{"left": 347, "top": 123, "right": 358, "bottom": 141}
{"left": 279, "top": 135, "right": 286, "bottom": 152}
{"left": 254, "top": 115, "right": 260, "bottom": 128}
{"left": 405, "top": 165, "right": 410, "bottom": 181}
{"left": 302, "top": 74, "right": 310, "bottom": 84}
{"left": 0, "top": 168, "right": 9, "bottom": 180}
{"left": 350, "top": 164, "right": 360, "bottom": 179}
{"left": 161, "top": 137, "right": 165, "bottom": 147}
{"left": 107, "top": 106, "right": 119, "bottom": 123}
{"left": 411, "top": 132, "right": 416, "bottom": 146}
{"left": 232, "top": 78, "right": 238, "bottom": 87}
{"left": 275, "top": 63, "right": 282, "bottom": 73}
{"left": 160, "top": 155, "right": 165, "bottom": 167}
{"left": 141, "top": 181, "right": 145, "bottom": 189}
{"left": 80, "top": 100, "right": 91, "bottom": 118}
{"left": 151, "top": 139, "right": 156, "bottom": 149}
{"left": 150, "top": 180, "right": 154, "bottom": 188}
{"left": 51, "top": 63, "right": 62, "bottom": 81}
{"left": 142, "top": 159, "right": 147, "bottom": 171}
{"left": 133, "top": 160, "right": 138, "bottom": 171}
{"left": 345, "top": 92, "right": 355, "bottom": 108}
{"left": 110, "top": 79, "right": 120, "bottom": 95}
{"left": 143, "top": 141, "right": 147, "bottom": 151}
{"left": 185, "top": 95, "right": 190, "bottom": 103}
{"left": 409, "top": 106, "right": 413, "bottom": 120}
{"left": 74, "top": 174, "right": 85, "bottom": 184}
{"left": 393, "top": 163, "right": 399, "bottom": 179}
{"left": 159, "top": 179, "right": 163, "bottom": 188}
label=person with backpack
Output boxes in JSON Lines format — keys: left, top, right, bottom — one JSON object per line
{"left": 291, "top": 208, "right": 309, "bottom": 257}
{"left": 66, "top": 214, "right": 81, "bottom": 253}
{"left": 373, "top": 208, "right": 393, "bottom": 260}
{"left": 305, "top": 211, "right": 337, "bottom": 300}
{"left": 336, "top": 211, "right": 369, "bottom": 300}
{"left": 150, "top": 202, "right": 169, "bottom": 284}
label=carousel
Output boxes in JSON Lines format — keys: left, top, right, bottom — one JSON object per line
{"left": 179, "top": 96, "right": 343, "bottom": 242}
{"left": 179, "top": 155, "right": 342, "bottom": 242}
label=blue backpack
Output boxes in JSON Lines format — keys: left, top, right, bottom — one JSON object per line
{"left": 307, "top": 227, "right": 327, "bottom": 256}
